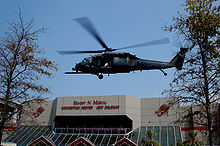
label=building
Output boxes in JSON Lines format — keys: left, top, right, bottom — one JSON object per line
{"left": 178, "top": 104, "right": 220, "bottom": 145}
{"left": 2, "top": 95, "right": 219, "bottom": 145}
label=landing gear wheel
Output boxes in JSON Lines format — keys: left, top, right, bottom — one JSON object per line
{"left": 160, "top": 69, "right": 167, "bottom": 76}
{"left": 98, "top": 74, "right": 103, "bottom": 79}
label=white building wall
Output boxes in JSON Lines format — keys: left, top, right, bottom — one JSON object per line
{"left": 28, "top": 95, "right": 179, "bottom": 130}
{"left": 125, "top": 95, "right": 141, "bottom": 129}
{"left": 20, "top": 100, "right": 53, "bottom": 126}
{"left": 36, "top": 101, "right": 53, "bottom": 125}
{"left": 141, "top": 97, "right": 178, "bottom": 126}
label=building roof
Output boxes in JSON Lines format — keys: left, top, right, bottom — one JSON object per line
{"left": 4, "top": 125, "right": 182, "bottom": 145}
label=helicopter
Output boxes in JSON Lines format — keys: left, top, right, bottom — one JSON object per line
{"left": 58, "top": 17, "right": 188, "bottom": 79}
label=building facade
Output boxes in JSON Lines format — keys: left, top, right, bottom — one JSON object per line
{"left": 3, "top": 95, "right": 218, "bottom": 145}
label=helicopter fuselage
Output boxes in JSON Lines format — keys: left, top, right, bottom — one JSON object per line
{"left": 65, "top": 48, "right": 188, "bottom": 79}
{"left": 71, "top": 52, "right": 175, "bottom": 77}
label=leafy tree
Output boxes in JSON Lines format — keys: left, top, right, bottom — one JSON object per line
{"left": 183, "top": 131, "right": 203, "bottom": 146}
{"left": 141, "top": 130, "right": 160, "bottom": 146}
{"left": 163, "top": 0, "right": 219, "bottom": 145}
{"left": 0, "top": 9, "right": 57, "bottom": 143}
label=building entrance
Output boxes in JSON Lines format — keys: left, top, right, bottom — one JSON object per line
{"left": 54, "top": 115, "right": 132, "bottom": 129}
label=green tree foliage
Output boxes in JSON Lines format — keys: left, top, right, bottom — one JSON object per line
{"left": 176, "top": 140, "right": 184, "bottom": 146}
{"left": 183, "top": 131, "right": 203, "bottom": 146}
{"left": 141, "top": 130, "right": 160, "bottom": 146}
{"left": 163, "top": 0, "right": 219, "bottom": 145}
{"left": 0, "top": 9, "right": 58, "bottom": 143}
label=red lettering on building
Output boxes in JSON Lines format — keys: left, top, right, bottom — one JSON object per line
{"left": 73, "top": 101, "right": 86, "bottom": 105}
{"left": 93, "top": 100, "right": 107, "bottom": 105}
{"left": 87, "top": 100, "right": 91, "bottom": 104}
{"left": 104, "top": 105, "right": 120, "bottom": 109}
{"left": 61, "top": 106, "right": 80, "bottom": 110}
{"left": 81, "top": 106, "right": 93, "bottom": 109}
{"left": 96, "top": 106, "right": 104, "bottom": 109}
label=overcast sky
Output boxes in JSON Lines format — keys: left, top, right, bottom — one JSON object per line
{"left": 1, "top": 0, "right": 184, "bottom": 99}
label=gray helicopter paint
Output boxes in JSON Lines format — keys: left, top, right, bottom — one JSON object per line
{"left": 112, "top": 57, "right": 173, "bottom": 69}
{"left": 137, "top": 59, "right": 174, "bottom": 70}
{"left": 67, "top": 48, "right": 188, "bottom": 78}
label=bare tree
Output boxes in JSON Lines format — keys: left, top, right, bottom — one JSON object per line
{"left": 162, "top": 0, "right": 219, "bottom": 145}
{"left": 0, "top": 9, "right": 58, "bottom": 143}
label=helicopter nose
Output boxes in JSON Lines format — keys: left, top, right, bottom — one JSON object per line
{"left": 73, "top": 63, "right": 81, "bottom": 71}
{"left": 75, "top": 62, "right": 84, "bottom": 70}
{"left": 75, "top": 63, "right": 80, "bottom": 69}
{"left": 75, "top": 63, "right": 79, "bottom": 68}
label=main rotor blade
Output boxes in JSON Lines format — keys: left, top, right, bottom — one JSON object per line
{"left": 116, "top": 37, "right": 170, "bottom": 50}
{"left": 74, "top": 17, "right": 109, "bottom": 49}
{"left": 57, "top": 50, "right": 104, "bottom": 55}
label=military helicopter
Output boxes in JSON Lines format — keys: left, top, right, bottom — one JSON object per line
{"left": 58, "top": 17, "right": 188, "bottom": 79}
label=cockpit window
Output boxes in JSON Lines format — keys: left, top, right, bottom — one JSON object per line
{"left": 82, "top": 58, "right": 87, "bottom": 62}
{"left": 127, "top": 54, "right": 138, "bottom": 59}
{"left": 82, "top": 57, "right": 91, "bottom": 63}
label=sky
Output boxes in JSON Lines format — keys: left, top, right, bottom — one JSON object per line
{"left": 0, "top": 0, "right": 184, "bottom": 99}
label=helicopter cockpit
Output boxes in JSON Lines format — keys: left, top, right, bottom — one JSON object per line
{"left": 82, "top": 57, "right": 92, "bottom": 63}
{"left": 74, "top": 57, "right": 92, "bottom": 71}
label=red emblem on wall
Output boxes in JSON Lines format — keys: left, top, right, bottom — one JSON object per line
{"left": 155, "top": 104, "right": 170, "bottom": 116}
{"left": 33, "top": 106, "right": 44, "bottom": 117}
